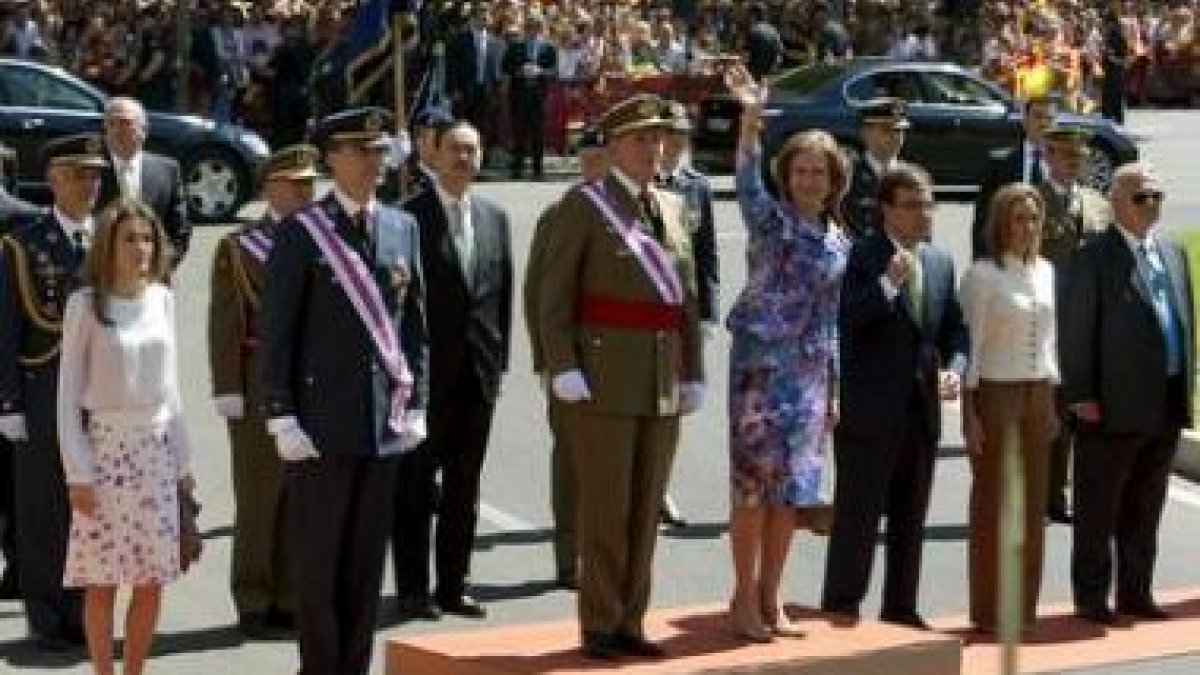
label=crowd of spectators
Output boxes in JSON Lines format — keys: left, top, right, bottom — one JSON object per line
{"left": 0, "top": 0, "right": 1194, "bottom": 150}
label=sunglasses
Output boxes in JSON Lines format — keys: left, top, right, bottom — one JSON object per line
{"left": 1131, "top": 190, "right": 1164, "bottom": 205}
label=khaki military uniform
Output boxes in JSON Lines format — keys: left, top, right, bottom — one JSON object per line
{"left": 1036, "top": 179, "right": 1109, "bottom": 518}
{"left": 537, "top": 173, "right": 703, "bottom": 637}
{"left": 208, "top": 217, "right": 292, "bottom": 618}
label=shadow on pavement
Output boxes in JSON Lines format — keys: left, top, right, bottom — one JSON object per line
{"left": 0, "top": 638, "right": 87, "bottom": 669}
{"left": 152, "top": 623, "right": 246, "bottom": 657}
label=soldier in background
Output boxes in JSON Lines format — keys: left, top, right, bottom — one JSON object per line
{"left": 0, "top": 133, "right": 109, "bottom": 651}
{"left": 1034, "top": 124, "right": 1110, "bottom": 525}
{"left": 844, "top": 98, "right": 910, "bottom": 240}
{"left": 209, "top": 144, "right": 320, "bottom": 639}
{"left": 525, "top": 127, "right": 609, "bottom": 591}
{"left": 657, "top": 101, "right": 720, "bottom": 528}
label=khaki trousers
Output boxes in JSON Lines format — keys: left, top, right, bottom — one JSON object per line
{"left": 968, "top": 380, "right": 1057, "bottom": 631}
{"left": 566, "top": 407, "right": 679, "bottom": 636}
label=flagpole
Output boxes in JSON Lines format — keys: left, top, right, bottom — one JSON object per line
{"left": 393, "top": 12, "right": 408, "bottom": 199}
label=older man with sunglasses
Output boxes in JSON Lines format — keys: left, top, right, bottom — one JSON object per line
{"left": 1061, "top": 163, "right": 1195, "bottom": 626}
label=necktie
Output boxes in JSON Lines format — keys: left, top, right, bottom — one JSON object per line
{"left": 639, "top": 189, "right": 665, "bottom": 242}
{"left": 71, "top": 229, "right": 89, "bottom": 257}
{"left": 351, "top": 210, "right": 374, "bottom": 263}
{"left": 1029, "top": 146, "right": 1043, "bottom": 184}
{"left": 119, "top": 162, "right": 137, "bottom": 198}
{"left": 1137, "top": 241, "right": 1183, "bottom": 376}
{"left": 449, "top": 199, "right": 473, "bottom": 275}
{"left": 907, "top": 249, "right": 924, "bottom": 324}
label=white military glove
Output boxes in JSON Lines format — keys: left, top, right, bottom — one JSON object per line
{"left": 213, "top": 394, "right": 245, "bottom": 420}
{"left": 267, "top": 417, "right": 320, "bottom": 462}
{"left": 0, "top": 414, "right": 28, "bottom": 442}
{"left": 679, "top": 382, "right": 706, "bottom": 415}
{"left": 400, "top": 409, "right": 428, "bottom": 450}
{"left": 551, "top": 369, "right": 592, "bottom": 403}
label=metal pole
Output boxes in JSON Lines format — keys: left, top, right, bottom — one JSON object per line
{"left": 175, "top": 0, "right": 191, "bottom": 113}
{"left": 998, "top": 420, "right": 1025, "bottom": 675}
{"left": 393, "top": 13, "right": 408, "bottom": 198}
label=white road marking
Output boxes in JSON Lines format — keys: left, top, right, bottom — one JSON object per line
{"left": 479, "top": 501, "right": 536, "bottom": 532}
{"left": 1168, "top": 477, "right": 1200, "bottom": 509}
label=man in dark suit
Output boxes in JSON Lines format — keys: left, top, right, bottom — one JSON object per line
{"left": 1061, "top": 163, "right": 1193, "bottom": 625}
{"left": 393, "top": 120, "right": 512, "bottom": 621}
{"left": 971, "top": 96, "right": 1057, "bottom": 259}
{"left": 258, "top": 108, "right": 429, "bottom": 675}
{"left": 502, "top": 14, "right": 557, "bottom": 180}
{"left": 0, "top": 134, "right": 109, "bottom": 651}
{"left": 99, "top": 97, "right": 190, "bottom": 267}
{"left": 822, "top": 162, "right": 968, "bottom": 629}
{"left": 844, "top": 98, "right": 910, "bottom": 240}
{"left": 1035, "top": 125, "right": 1111, "bottom": 526}
{"left": 447, "top": 5, "right": 501, "bottom": 154}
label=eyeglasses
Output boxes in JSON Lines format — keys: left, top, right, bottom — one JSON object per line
{"left": 1131, "top": 190, "right": 1164, "bottom": 205}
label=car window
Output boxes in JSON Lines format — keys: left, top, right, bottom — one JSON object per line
{"left": 845, "top": 71, "right": 926, "bottom": 104}
{"left": 0, "top": 66, "right": 100, "bottom": 111}
{"left": 919, "top": 72, "right": 1007, "bottom": 108}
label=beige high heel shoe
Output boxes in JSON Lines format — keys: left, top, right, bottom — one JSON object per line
{"left": 729, "top": 599, "right": 773, "bottom": 643}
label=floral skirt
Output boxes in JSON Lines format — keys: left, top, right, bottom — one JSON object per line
{"left": 64, "top": 414, "right": 180, "bottom": 587}
{"left": 728, "top": 334, "right": 832, "bottom": 508}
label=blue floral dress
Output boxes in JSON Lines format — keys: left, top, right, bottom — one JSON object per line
{"left": 726, "top": 148, "right": 850, "bottom": 507}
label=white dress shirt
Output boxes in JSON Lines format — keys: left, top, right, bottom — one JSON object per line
{"left": 53, "top": 207, "right": 94, "bottom": 247}
{"left": 112, "top": 151, "right": 143, "bottom": 199}
{"left": 435, "top": 182, "right": 474, "bottom": 273}
{"left": 960, "top": 255, "right": 1059, "bottom": 388}
{"left": 57, "top": 284, "right": 192, "bottom": 484}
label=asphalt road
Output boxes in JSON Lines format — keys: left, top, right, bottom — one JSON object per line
{"left": 2, "top": 109, "right": 1199, "bottom": 674}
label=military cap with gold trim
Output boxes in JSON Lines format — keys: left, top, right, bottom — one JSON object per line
{"left": 42, "top": 133, "right": 108, "bottom": 168}
{"left": 1043, "top": 122, "right": 1093, "bottom": 145}
{"left": 260, "top": 143, "right": 321, "bottom": 184}
{"left": 599, "top": 93, "right": 672, "bottom": 139}
{"left": 310, "top": 107, "right": 394, "bottom": 151}
{"left": 858, "top": 97, "right": 911, "bottom": 130}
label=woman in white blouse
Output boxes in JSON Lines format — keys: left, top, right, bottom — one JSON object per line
{"left": 57, "top": 200, "right": 193, "bottom": 675}
{"left": 960, "top": 182, "right": 1060, "bottom": 635}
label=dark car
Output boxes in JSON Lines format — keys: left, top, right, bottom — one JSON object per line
{"left": 0, "top": 58, "right": 269, "bottom": 222}
{"left": 692, "top": 59, "right": 1138, "bottom": 192}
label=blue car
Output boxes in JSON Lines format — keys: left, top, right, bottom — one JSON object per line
{"left": 692, "top": 58, "right": 1138, "bottom": 192}
{"left": 0, "top": 58, "right": 269, "bottom": 222}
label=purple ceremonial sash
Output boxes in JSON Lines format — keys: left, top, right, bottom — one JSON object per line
{"left": 295, "top": 207, "right": 413, "bottom": 433}
{"left": 580, "top": 182, "right": 684, "bottom": 305}
{"left": 237, "top": 229, "right": 272, "bottom": 263}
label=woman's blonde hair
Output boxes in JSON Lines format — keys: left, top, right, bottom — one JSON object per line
{"left": 770, "top": 129, "right": 851, "bottom": 225}
{"left": 85, "top": 199, "right": 171, "bottom": 325}
{"left": 984, "top": 182, "right": 1045, "bottom": 267}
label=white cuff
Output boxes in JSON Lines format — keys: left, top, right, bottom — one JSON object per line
{"left": 879, "top": 275, "right": 900, "bottom": 302}
{"left": 267, "top": 416, "right": 299, "bottom": 436}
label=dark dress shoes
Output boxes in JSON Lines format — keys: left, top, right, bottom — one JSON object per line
{"left": 397, "top": 595, "right": 442, "bottom": 622}
{"left": 614, "top": 632, "right": 666, "bottom": 658}
{"left": 582, "top": 632, "right": 621, "bottom": 660}
{"left": 267, "top": 607, "right": 297, "bottom": 632}
{"left": 880, "top": 611, "right": 932, "bottom": 631}
{"left": 1118, "top": 602, "right": 1170, "bottom": 620}
{"left": 437, "top": 594, "right": 486, "bottom": 619}
{"left": 1076, "top": 605, "right": 1119, "bottom": 625}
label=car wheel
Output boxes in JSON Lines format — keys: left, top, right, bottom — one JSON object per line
{"left": 185, "top": 147, "right": 249, "bottom": 223}
{"left": 1082, "top": 142, "right": 1118, "bottom": 194}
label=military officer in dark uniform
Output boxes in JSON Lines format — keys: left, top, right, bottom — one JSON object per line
{"left": 0, "top": 133, "right": 108, "bottom": 651}
{"left": 0, "top": 141, "right": 38, "bottom": 600}
{"left": 382, "top": 108, "right": 452, "bottom": 204}
{"left": 257, "top": 108, "right": 429, "bottom": 675}
{"left": 209, "top": 144, "right": 320, "bottom": 639}
{"left": 844, "top": 98, "right": 910, "bottom": 240}
{"left": 656, "top": 101, "right": 720, "bottom": 528}
{"left": 1036, "top": 124, "right": 1111, "bottom": 525}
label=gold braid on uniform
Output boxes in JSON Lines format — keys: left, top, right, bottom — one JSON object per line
{"left": 227, "top": 236, "right": 260, "bottom": 311}
{"left": 0, "top": 235, "right": 62, "bottom": 365}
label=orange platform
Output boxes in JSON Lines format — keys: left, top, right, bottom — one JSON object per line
{"left": 387, "top": 605, "right": 962, "bottom": 674}
{"left": 389, "top": 588, "right": 1200, "bottom": 674}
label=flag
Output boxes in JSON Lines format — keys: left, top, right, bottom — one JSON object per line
{"left": 342, "top": 0, "right": 393, "bottom": 105}
{"left": 408, "top": 42, "right": 452, "bottom": 126}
